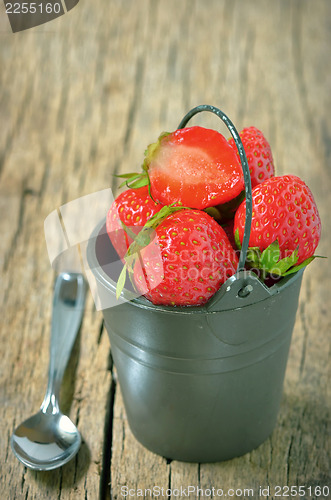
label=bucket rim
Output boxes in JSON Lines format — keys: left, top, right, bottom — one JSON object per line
{"left": 86, "top": 218, "right": 304, "bottom": 315}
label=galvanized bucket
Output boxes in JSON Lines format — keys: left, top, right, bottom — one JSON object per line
{"left": 86, "top": 106, "right": 304, "bottom": 462}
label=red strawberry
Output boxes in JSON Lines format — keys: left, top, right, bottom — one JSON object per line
{"left": 132, "top": 209, "right": 238, "bottom": 306}
{"left": 234, "top": 175, "right": 321, "bottom": 276}
{"left": 106, "top": 186, "right": 163, "bottom": 260}
{"left": 228, "top": 126, "right": 275, "bottom": 188}
{"left": 143, "top": 126, "right": 244, "bottom": 210}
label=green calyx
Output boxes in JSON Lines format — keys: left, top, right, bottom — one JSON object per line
{"left": 116, "top": 203, "right": 188, "bottom": 299}
{"left": 115, "top": 171, "right": 149, "bottom": 189}
{"left": 115, "top": 131, "right": 170, "bottom": 196}
{"left": 234, "top": 229, "right": 317, "bottom": 279}
{"left": 142, "top": 131, "right": 170, "bottom": 171}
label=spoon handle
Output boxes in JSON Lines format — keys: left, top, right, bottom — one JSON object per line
{"left": 41, "top": 272, "right": 86, "bottom": 414}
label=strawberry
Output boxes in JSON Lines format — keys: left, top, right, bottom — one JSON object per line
{"left": 106, "top": 186, "right": 163, "bottom": 260}
{"left": 130, "top": 208, "right": 239, "bottom": 306}
{"left": 142, "top": 126, "right": 245, "bottom": 210}
{"left": 234, "top": 175, "right": 321, "bottom": 277}
{"left": 228, "top": 126, "right": 275, "bottom": 188}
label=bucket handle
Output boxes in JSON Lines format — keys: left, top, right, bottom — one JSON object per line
{"left": 177, "top": 104, "right": 252, "bottom": 273}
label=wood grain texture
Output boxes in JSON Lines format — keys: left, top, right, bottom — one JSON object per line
{"left": 0, "top": 0, "right": 330, "bottom": 499}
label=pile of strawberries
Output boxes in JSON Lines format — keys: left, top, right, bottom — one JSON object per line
{"left": 106, "top": 120, "right": 321, "bottom": 307}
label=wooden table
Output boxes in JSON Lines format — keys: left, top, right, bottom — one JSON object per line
{"left": 1, "top": 1, "right": 330, "bottom": 498}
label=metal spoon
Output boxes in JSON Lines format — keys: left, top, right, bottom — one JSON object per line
{"left": 11, "top": 272, "right": 86, "bottom": 471}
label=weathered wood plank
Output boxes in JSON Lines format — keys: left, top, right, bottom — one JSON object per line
{"left": 108, "top": 1, "right": 331, "bottom": 499}
{"left": 111, "top": 387, "right": 170, "bottom": 499}
{"left": 0, "top": 0, "right": 330, "bottom": 499}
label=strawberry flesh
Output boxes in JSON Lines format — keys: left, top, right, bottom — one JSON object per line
{"left": 146, "top": 126, "right": 244, "bottom": 210}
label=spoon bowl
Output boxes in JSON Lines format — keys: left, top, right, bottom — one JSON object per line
{"left": 11, "top": 272, "right": 86, "bottom": 471}
{"left": 11, "top": 410, "right": 81, "bottom": 470}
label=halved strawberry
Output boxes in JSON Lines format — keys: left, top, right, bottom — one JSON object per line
{"left": 106, "top": 186, "right": 163, "bottom": 260}
{"left": 143, "top": 126, "right": 245, "bottom": 210}
{"left": 130, "top": 208, "right": 239, "bottom": 306}
{"left": 234, "top": 175, "right": 322, "bottom": 277}
{"left": 228, "top": 126, "right": 275, "bottom": 188}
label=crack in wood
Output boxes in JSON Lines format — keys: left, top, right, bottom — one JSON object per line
{"left": 100, "top": 362, "right": 117, "bottom": 500}
{"left": 21, "top": 467, "right": 27, "bottom": 494}
{"left": 167, "top": 463, "right": 171, "bottom": 500}
{"left": 61, "top": 127, "right": 72, "bottom": 165}
{"left": 0, "top": 76, "right": 34, "bottom": 178}
{"left": 120, "top": 420, "right": 125, "bottom": 457}
{"left": 262, "top": 437, "right": 272, "bottom": 491}
{"left": 84, "top": 475, "right": 88, "bottom": 500}
{"left": 3, "top": 181, "right": 28, "bottom": 273}
{"left": 291, "top": 1, "right": 320, "bottom": 159}
{"left": 75, "top": 404, "right": 81, "bottom": 428}
{"left": 179, "top": 2, "right": 193, "bottom": 114}
{"left": 97, "top": 320, "right": 105, "bottom": 345}
{"left": 216, "top": 0, "right": 235, "bottom": 98}
{"left": 58, "top": 467, "right": 63, "bottom": 500}
{"left": 123, "top": 56, "right": 146, "bottom": 150}
{"left": 166, "top": 43, "right": 178, "bottom": 81}
{"left": 107, "top": 350, "right": 114, "bottom": 372}
{"left": 299, "top": 300, "right": 309, "bottom": 376}
{"left": 5, "top": 427, "right": 12, "bottom": 463}
{"left": 197, "top": 463, "right": 201, "bottom": 499}
{"left": 286, "top": 433, "right": 294, "bottom": 485}
{"left": 112, "top": 54, "right": 146, "bottom": 190}
{"left": 38, "top": 161, "right": 51, "bottom": 201}
{"left": 56, "top": 80, "right": 70, "bottom": 132}
{"left": 238, "top": 29, "right": 255, "bottom": 125}
{"left": 147, "top": 0, "right": 158, "bottom": 29}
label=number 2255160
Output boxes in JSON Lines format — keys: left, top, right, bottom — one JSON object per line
{"left": 5, "top": 3, "right": 62, "bottom": 14}
{"left": 274, "top": 485, "right": 330, "bottom": 497}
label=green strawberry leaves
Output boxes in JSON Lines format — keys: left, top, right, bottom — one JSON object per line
{"left": 277, "top": 255, "right": 316, "bottom": 276}
{"left": 138, "top": 203, "right": 187, "bottom": 232}
{"left": 267, "top": 247, "right": 299, "bottom": 276}
{"left": 116, "top": 265, "right": 128, "bottom": 299}
{"left": 115, "top": 172, "right": 149, "bottom": 189}
{"left": 234, "top": 227, "right": 242, "bottom": 250}
{"left": 234, "top": 229, "right": 319, "bottom": 279}
{"left": 260, "top": 240, "right": 280, "bottom": 269}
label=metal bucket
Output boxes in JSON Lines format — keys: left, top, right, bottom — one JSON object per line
{"left": 86, "top": 106, "right": 304, "bottom": 462}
